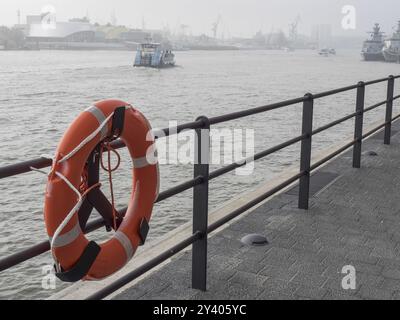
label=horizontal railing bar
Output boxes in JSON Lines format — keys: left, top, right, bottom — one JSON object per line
{"left": 319, "top": 115, "right": 400, "bottom": 175}
{"left": 364, "top": 77, "right": 393, "bottom": 86}
{"left": 364, "top": 100, "right": 388, "bottom": 113}
{"left": 317, "top": 98, "right": 400, "bottom": 170}
{"left": 310, "top": 114, "right": 400, "bottom": 172}
{"left": 155, "top": 177, "right": 203, "bottom": 203}
{"left": 362, "top": 123, "right": 386, "bottom": 140}
{"left": 362, "top": 95, "right": 400, "bottom": 114}
{"left": 86, "top": 231, "right": 202, "bottom": 300}
{"left": 310, "top": 93, "right": 400, "bottom": 138}
{"left": 151, "top": 120, "right": 205, "bottom": 138}
{"left": 310, "top": 140, "right": 357, "bottom": 172}
{"left": 208, "top": 96, "right": 306, "bottom": 125}
{"left": 0, "top": 241, "right": 50, "bottom": 273}
{"left": 362, "top": 113, "right": 400, "bottom": 140}
{"left": 0, "top": 157, "right": 52, "bottom": 180}
{"left": 0, "top": 139, "right": 126, "bottom": 180}
{"left": 0, "top": 216, "right": 107, "bottom": 272}
{"left": 208, "top": 171, "right": 305, "bottom": 233}
{"left": 209, "top": 134, "right": 305, "bottom": 181}
{"left": 312, "top": 112, "right": 358, "bottom": 136}
{"left": 312, "top": 84, "right": 359, "bottom": 99}
{"left": 208, "top": 172, "right": 305, "bottom": 233}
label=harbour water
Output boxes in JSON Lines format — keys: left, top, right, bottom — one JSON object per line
{"left": 0, "top": 49, "right": 399, "bottom": 299}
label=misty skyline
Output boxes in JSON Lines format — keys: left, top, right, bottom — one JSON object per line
{"left": 2, "top": 0, "right": 400, "bottom": 38}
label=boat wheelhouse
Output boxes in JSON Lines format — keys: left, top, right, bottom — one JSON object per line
{"left": 134, "top": 42, "right": 176, "bottom": 68}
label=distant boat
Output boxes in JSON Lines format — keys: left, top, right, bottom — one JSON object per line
{"left": 318, "top": 48, "right": 336, "bottom": 56}
{"left": 283, "top": 46, "right": 295, "bottom": 52}
{"left": 361, "top": 23, "right": 385, "bottom": 61}
{"left": 134, "top": 42, "right": 176, "bottom": 68}
{"left": 383, "top": 21, "right": 400, "bottom": 63}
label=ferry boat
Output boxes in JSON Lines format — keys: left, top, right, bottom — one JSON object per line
{"left": 383, "top": 21, "right": 400, "bottom": 63}
{"left": 134, "top": 42, "right": 176, "bottom": 68}
{"left": 361, "top": 23, "right": 385, "bottom": 61}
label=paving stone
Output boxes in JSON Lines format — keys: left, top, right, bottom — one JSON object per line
{"left": 379, "top": 278, "right": 400, "bottom": 292}
{"left": 289, "top": 261, "right": 327, "bottom": 276}
{"left": 322, "top": 289, "right": 361, "bottom": 300}
{"left": 295, "top": 285, "right": 328, "bottom": 300}
{"left": 235, "top": 259, "right": 266, "bottom": 274}
{"left": 291, "top": 272, "right": 328, "bottom": 288}
{"left": 229, "top": 271, "right": 269, "bottom": 287}
{"left": 256, "top": 290, "right": 295, "bottom": 300}
{"left": 382, "top": 267, "right": 400, "bottom": 280}
{"left": 261, "top": 278, "right": 299, "bottom": 297}
{"left": 357, "top": 285, "right": 394, "bottom": 300}
{"left": 259, "top": 265, "right": 298, "bottom": 282}
{"left": 356, "top": 273, "right": 385, "bottom": 288}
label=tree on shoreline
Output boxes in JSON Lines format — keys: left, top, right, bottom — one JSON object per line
{"left": 0, "top": 26, "right": 25, "bottom": 49}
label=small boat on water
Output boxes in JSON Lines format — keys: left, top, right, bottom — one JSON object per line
{"left": 318, "top": 48, "right": 336, "bottom": 56}
{"left": 383, "top": 21, "right": 400, "bottom": 63}
{"left": 134, "top": 42, "right": 176, "bottom": 68}
{"left": 361, "top": 23, "right": 385, "bottom": 61}
{"left": 283, "top": 46, "right": 295, "bottom": 52}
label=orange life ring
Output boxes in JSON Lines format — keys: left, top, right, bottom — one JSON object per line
{"left": 44, "top": 99, "right": 159, "bottom": 281}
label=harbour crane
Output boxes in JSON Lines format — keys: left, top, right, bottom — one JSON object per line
{"left": 289, "top": 15, "right": 301, "bottom": 43}
{"left": 212, "top": 15, "right": 222, "bottom": 39}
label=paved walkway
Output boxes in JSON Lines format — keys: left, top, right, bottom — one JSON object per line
{"left": 115, "top": 122, "right": 400, "bottom": 300}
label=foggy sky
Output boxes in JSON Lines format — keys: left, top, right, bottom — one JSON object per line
{"left": 2, "top": 0, "right": 400, "bottom": 37}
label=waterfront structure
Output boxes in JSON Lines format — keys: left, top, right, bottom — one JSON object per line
{"left": 24, "top": 16, "right": 97, "bottom": 49}
{"left": 19, "top": 13, "right": 166, "bottom": 50}
{"left": 27, "top": 20, "right": 96, "bottom": 42}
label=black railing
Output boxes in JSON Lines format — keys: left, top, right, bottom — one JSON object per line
{"left": 0, "top": 75, "right": 400, "bottom": 300}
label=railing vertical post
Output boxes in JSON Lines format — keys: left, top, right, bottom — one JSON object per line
{"left": 192, "top": 116, "right": 210, "bottom": 291}
{"left": 353, "top": 81, "right": 365, "bottom": 168}
{"left": 298, "top": 93, "right": 314, "bottom": 210}
{"left": 384, "top": 75, "right": 395, "bottom": 145}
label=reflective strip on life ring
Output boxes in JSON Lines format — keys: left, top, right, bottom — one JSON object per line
{"left": 50, "top": 223, "right": 81, "bottom": 248}
{"left": 44, "top": 100, "right": 159, "bottom": 280}
{"left": 85, "top": 106, "right": 109, "bottom": 139}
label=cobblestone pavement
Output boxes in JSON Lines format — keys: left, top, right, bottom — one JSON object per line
{"left": 115, "top": 123, "right": 400, "bottom": 300}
